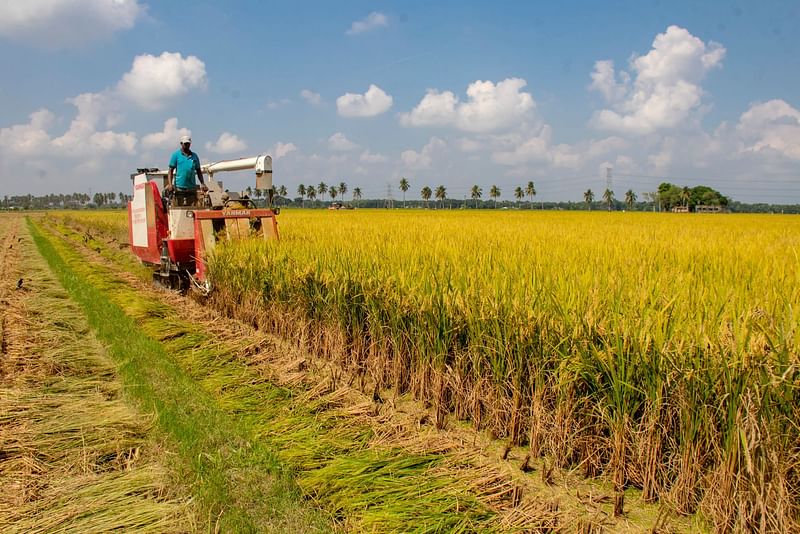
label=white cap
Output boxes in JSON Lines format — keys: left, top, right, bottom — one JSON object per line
{"left": 179, "top": 135, "right": 192, "bottom": 144}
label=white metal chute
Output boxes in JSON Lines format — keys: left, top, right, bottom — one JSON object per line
{"left": 201, "top": 154, "right": 272, "bottom": 191}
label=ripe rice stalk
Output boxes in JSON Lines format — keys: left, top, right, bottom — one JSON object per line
{"left": 54, "top": 209, "right": 800, "bottom": 531}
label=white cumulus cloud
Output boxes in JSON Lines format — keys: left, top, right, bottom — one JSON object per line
{"left": 0, "top": 0, "right": 144, "bottom": 48}
{"left": 587, "top": 136, "right": 629, "bottom": 158}
{"left": 401, "top": 137, "right": 445, "bottom": 169}
{"left": 400, "top": 90, "right": 457, "bottom": 127}
{"left": 491, "top": 126, "right": 553, "bottom": 165}
{"left": 50, "top": 120, "right": 137, "bottom": 156}
{"left": 0, "top": 109, "right": 55, "bottom": 156}
{"left": 346, "top": 12, "right": 388, "bottom": 35}
{"left": 589, "top": 60, "right": 630, "bottom": 103}
{"left": 456, "top": 138, "right": 483, "bottom": 152}
{"left": 328, "top": 132, "right": 358, "bottom": 151}
{"left": 337, "top": 84, "right": 393, "bottom": 118}
{"left": 590, "top": 25, "right": 725, "bottom": 134}
{"left": 491, "top": 125, "right": 581, "bottom": 169}
{"left": 141, "top": 118, "right": 191, "bottom": 151}
{"left": 271, "top": 142, "right": 298, "bottom": 159}
{"left": 0, "top": 50, "right": 209, "bottom": 186}
{"left": 205, "top": 132, "right": 247, "bottom": 154}
{"left": 400, "top": 78, "right": 535, "bottom": 132}
{"left": 117, "top": 52, "right": 207, "bottom": 111}
{"left": 267, "top": 98, "right": 291, "bottom": 110}
{"left": 40, "top": 91, "right": 137, "bottom": 156}
{"left": 65, "top": 91, "right": 119, "bottom": 129}
{"left": 300, "top": 89, "right": 322, "bottom": 106}
{"left": 0, "top": 98, "right": 138, "bottom": 163}
{"left": 736, "top": 99, "right": 800, "bottom": 159}
{"left": 360, "top": 150, "right": 387, "bottom": 163}
{"left": 0, "top": 104, "right": 137, "bottom": 193}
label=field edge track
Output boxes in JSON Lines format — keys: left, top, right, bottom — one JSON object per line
{"left": 0, "top": 216, "right": 197, "bottom": 533}
{"left": 25, "top": 217, "right": 332, "bottom": 533}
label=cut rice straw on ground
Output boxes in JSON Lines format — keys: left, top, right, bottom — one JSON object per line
{"left": 0, "top": 217, "right": 196, "bottom": 533}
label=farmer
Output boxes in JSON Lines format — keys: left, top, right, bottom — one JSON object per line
{"left": 166, "top": 135, "right": 207, "bottom": 206}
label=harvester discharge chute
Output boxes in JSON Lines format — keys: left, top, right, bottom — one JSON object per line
{"left": 127, "top": 154, "right": 278, "bottom": 293}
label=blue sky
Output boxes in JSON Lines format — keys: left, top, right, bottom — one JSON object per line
{"left": 1, "top": 0, "right": 798, "bottom": 203}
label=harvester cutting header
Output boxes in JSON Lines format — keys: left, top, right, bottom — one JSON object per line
{"left": 127, "top": 149, "right": 278, "bottom": 293}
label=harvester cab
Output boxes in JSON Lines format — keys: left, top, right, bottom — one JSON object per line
{"left": 127, "top": 154, "right": 278, "bottom": 293}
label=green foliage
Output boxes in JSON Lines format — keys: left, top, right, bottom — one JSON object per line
{"left": 657, "top": 182, "right": 729, "bottom": 211}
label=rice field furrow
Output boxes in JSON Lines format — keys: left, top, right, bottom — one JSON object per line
{"left": 0, "top": 215, "right": 197, "bottom": 533}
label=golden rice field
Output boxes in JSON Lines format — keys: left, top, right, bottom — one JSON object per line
{"left": 59, "top": 208, "right": 800, "bottom": 531}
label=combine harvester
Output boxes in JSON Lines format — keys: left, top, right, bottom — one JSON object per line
{"left": 127, "top": 154, "right": 278, "bottom": 293}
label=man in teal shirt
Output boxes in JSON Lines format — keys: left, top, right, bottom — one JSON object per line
{"left": 166, "top": 135, "right": 207, "bottom": 194}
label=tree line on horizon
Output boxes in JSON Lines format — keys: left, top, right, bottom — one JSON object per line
{"left": 292, "top": 178, "right": 638, "bottom": 211}
{"left": 2, "top": 179, "right": 793, "bottom": 214}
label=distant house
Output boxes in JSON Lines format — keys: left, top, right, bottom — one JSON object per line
{"left": 695, "top": 205, "right": 725, "bottom": 213}
{"left": 670, "top": 204, "right": 726, "bottom": 213}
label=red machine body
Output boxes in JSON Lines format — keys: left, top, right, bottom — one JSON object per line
{"left": 127, "top": 166, "right": 278, "bottom": 291}
{"left": 128, "top": 179, "right": 168, "bottom": 265}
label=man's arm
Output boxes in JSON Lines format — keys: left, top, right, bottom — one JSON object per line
{"left": 166, "top": 152, "right": 177, "bottom": 191}
{"left": 195, "top": 155, "right": 207, "bottom": 191}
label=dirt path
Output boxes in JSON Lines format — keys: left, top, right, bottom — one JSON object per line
{"left": 0, "top": 215, "right": 197, "bottom": 532}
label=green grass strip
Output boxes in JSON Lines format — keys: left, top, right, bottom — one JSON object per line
{"left": 27, "top": 218, "right": 330, "bottom": 534}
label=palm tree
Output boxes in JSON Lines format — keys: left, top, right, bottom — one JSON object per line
{"left": 525, "top": 181, "right": 536, "bottom": 209}
{"left": 489, "top": 185, "right": 501, "bottom": 208}
{"left": 352, "top": 187, "right": 362, "bottom": 207}
{"left": 625, "top": 189, "right": 637, "bottom": 210}
{"left": 297, "top": 184, "right": 306, "bottom": 208}
{"left": 603, "top": 188, "right": 615, "bottom": 211}
{"left": 245, "top": 186, "right": 253, "bottom": 198}
{"left": 470, "top": 185, "right": 482, "bottom": 208}
{"left": 421, "top": 186, "right": 432, "bottom": 208}
{"left": 329, "top": 185, "right": 338, "bottom": 202}
{"left": 434, "top": 185, "right": 447, "bottom": 209}
{"left": 278, "top": 185, "right": 288, "bottom": 201}
{"left": 306, "top": 185, "right": 317, "bottom": 205}
{"left": 514, "top": 186, "right": 524, "bottom": 208}
{"left": 681, "top": 186, "right": 691, "bottom": 207}
{"left": 399, "top": 177, "right": 410, "bottom": 208}
{"left": 318, "top": 181, "right": 328, "bottom": 202}
{"left": 584, "top": 189, "right": 595, "bottom": 210}
{"left": 338, "top": 181, "right": 348, "bottom": 202}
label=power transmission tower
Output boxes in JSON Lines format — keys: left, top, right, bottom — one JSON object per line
{"left": 384, "top": 182, "right": 394, "bottom": 209}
